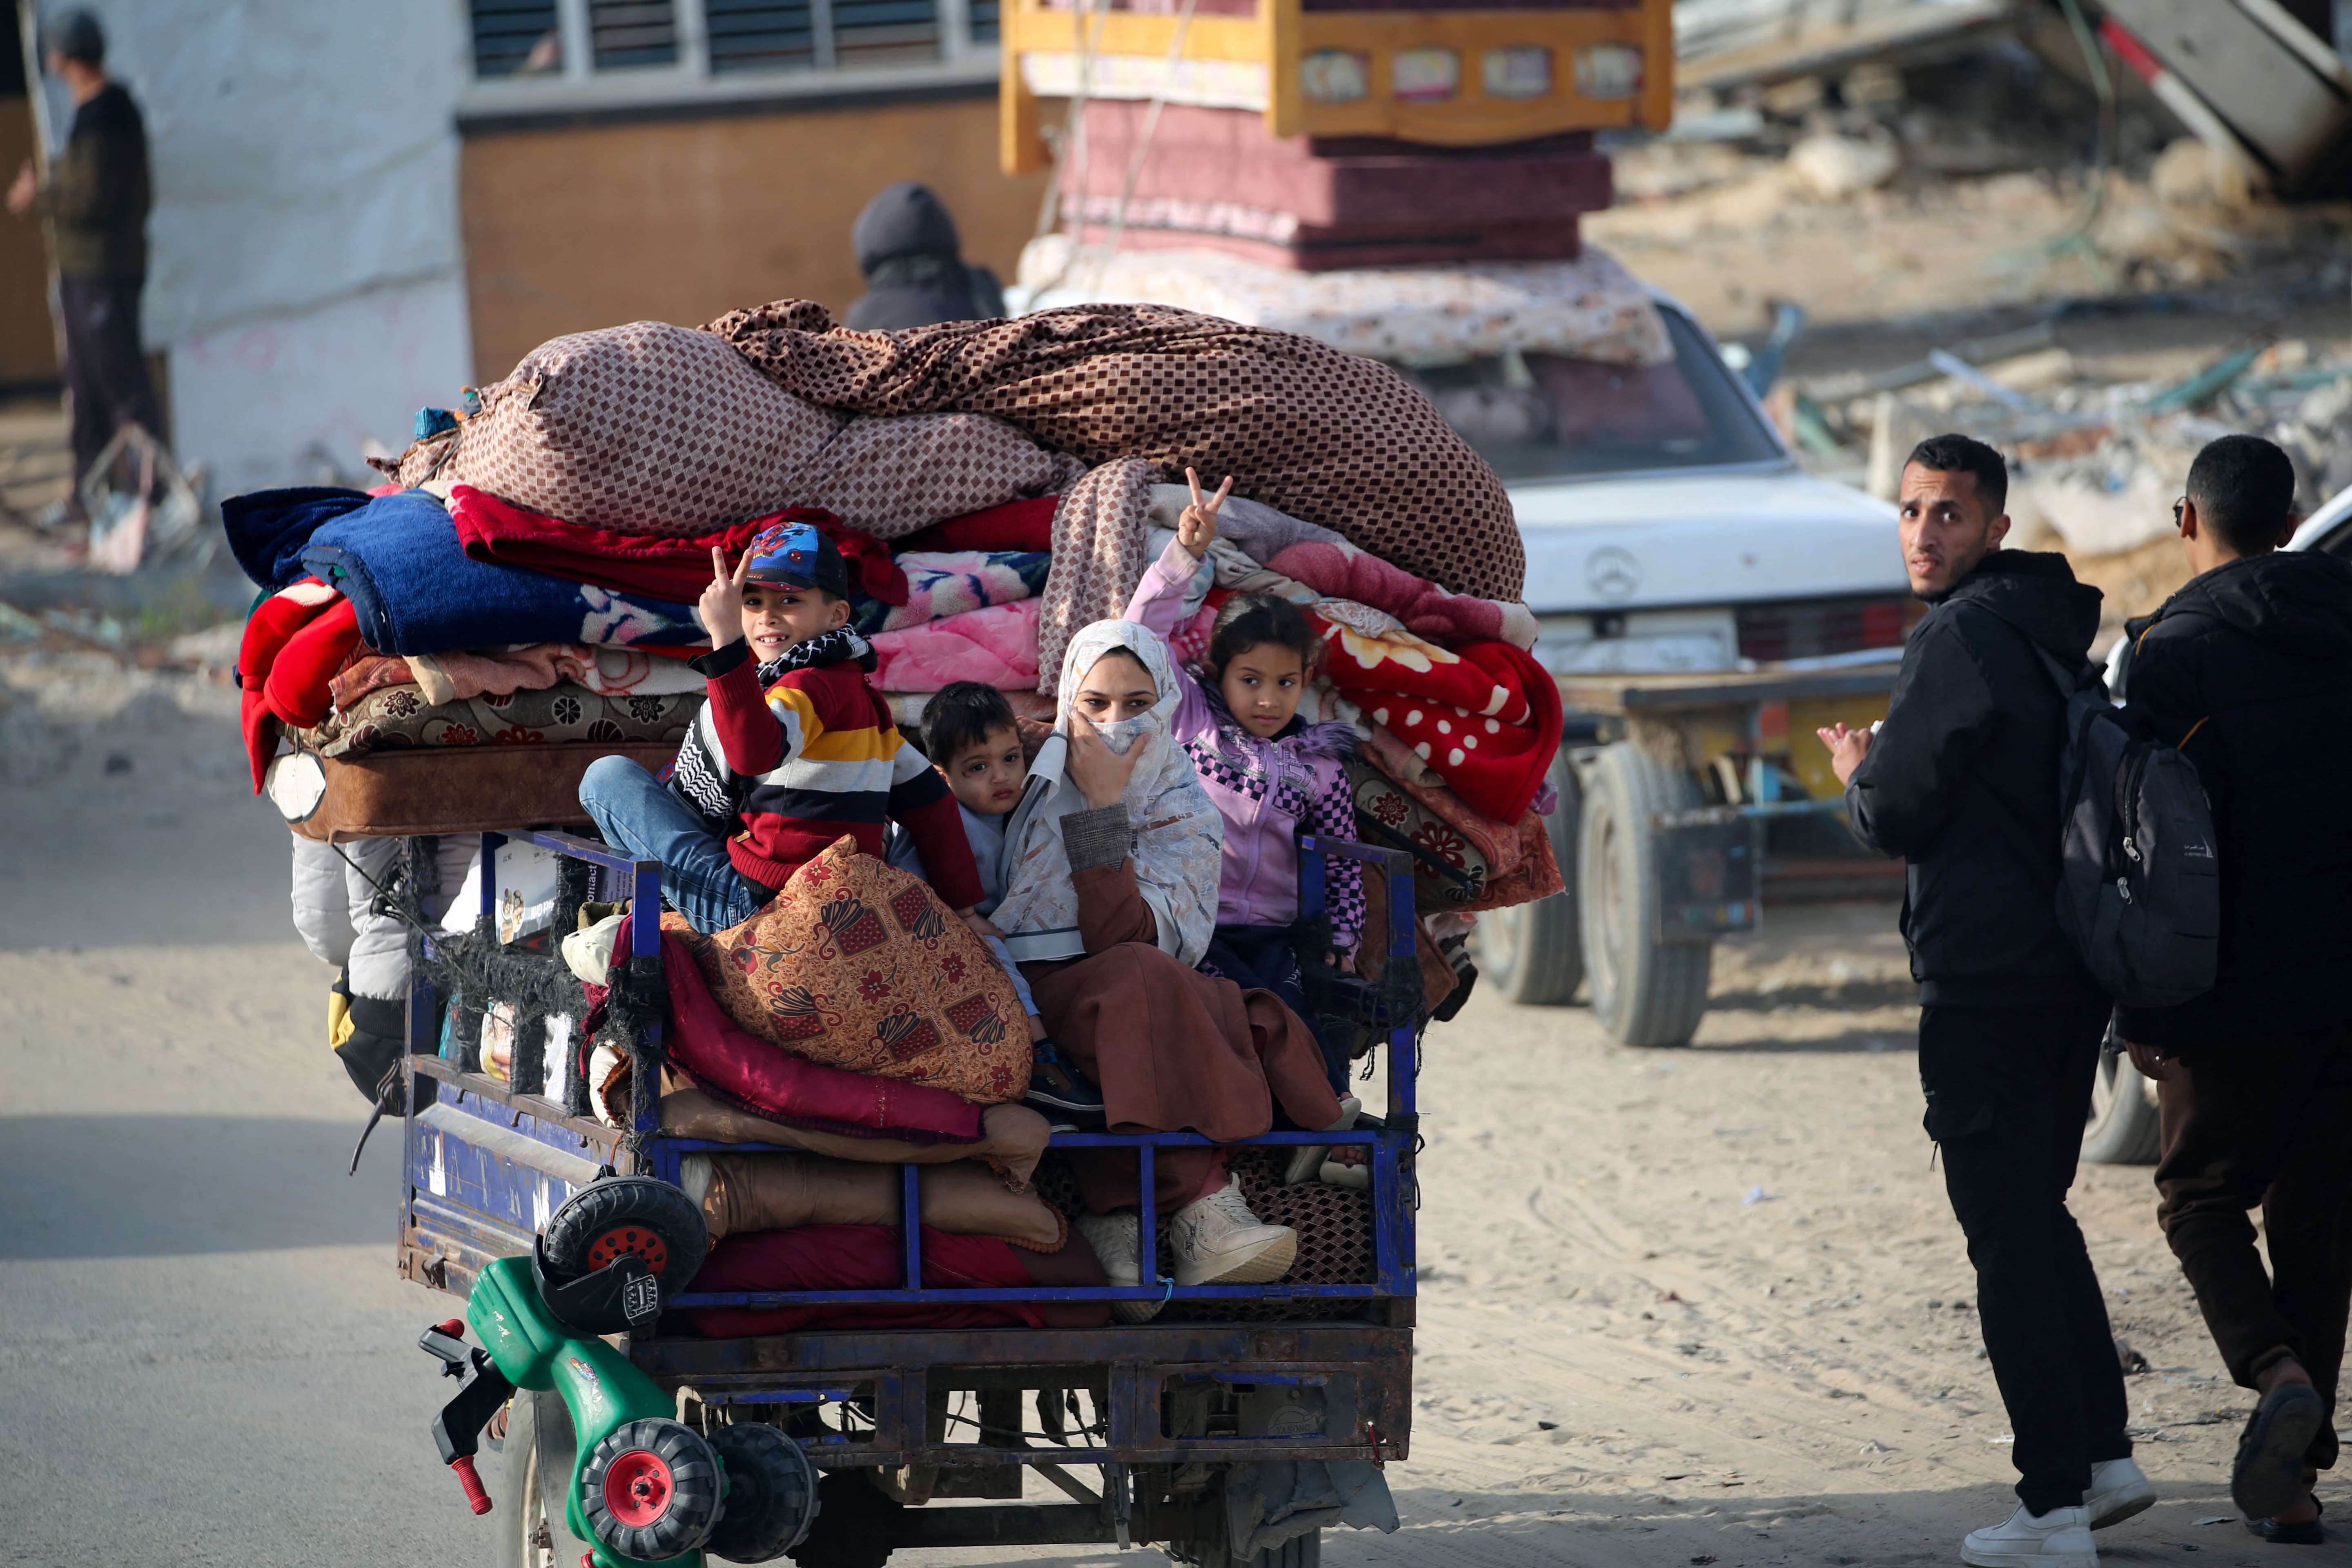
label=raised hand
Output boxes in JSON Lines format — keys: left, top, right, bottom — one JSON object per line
{"left": 1176, "top": 466, "right": 1233, "bottom": 559}
{"left": 699, "top": 545, "right": 751, "bottom": 648}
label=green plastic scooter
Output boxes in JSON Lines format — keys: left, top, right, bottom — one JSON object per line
{"left": 417, "top": 1174, "right": 819, "bottom": 1567}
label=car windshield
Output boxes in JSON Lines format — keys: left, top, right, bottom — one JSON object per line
{"left": 1401, "top": 307, "right": 1786, "bottom": 481}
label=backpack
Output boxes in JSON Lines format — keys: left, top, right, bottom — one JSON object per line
{"left": 2027, "top": 641, "right": 2220, "bottom": 1008}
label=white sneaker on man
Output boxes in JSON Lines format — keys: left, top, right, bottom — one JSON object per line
{"left": 1169, "top": 1187, "right": 1297, "bottom": 1287}
{"left": 1961, "top": 1504, "right": 2098, "bottom": 1568}
{"left": 1073, "top": 1212, "right": 1162, "bottom": 1323}
{"left": 2086, "top": 1457, "right": 2155, "bottom": 1529}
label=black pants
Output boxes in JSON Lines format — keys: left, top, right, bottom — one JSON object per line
{"left": 1920, "top": 999, "right": 2131, "bottom": 1514}
{"left": 59, "top": 273, "right": 163, "bottom": 489}
{"left": 2155, "top": 1030, "right": 2352, "bottom": 1472}
{"left": 1200, "top": 923, "right": 1347, "bottom": 1094}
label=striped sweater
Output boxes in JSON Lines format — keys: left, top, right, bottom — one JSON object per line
{"left": 680, "top": 639, "right": 983, "bottom": 907}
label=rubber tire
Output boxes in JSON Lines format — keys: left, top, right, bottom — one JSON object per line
{"left": 579, "top": 1417, "right": 726, "bottom": 1562}
{"left": 1241, "top": 1530, "right": 1322, "bottom": 1567}
{"left": 707, "top": 1423, "right": 822, "bottom": 1563}
{"left": 1577, "top": 742, "right": 1713, "bottom": 1048}
{"left": 541, "top": 1174, "right": 709, "bottom": 1288}
{"left": 494, "top": 1391, "right": 598, "bottom": 1568}
{"left": 788, "top": 1470, "right": 900, "bottom": 1568}
{"left": 2082, "top": 1044, "right": 2162, "bottom": 1165}
{"left": 1472, "top": 749, "right": 1584, "bottom": 1005}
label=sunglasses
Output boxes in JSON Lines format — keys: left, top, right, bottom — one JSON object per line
{"left": 2173, "top": 497, "right": 2186, "bottom": 529}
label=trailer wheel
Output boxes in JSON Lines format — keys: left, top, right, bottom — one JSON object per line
{"left": 541, "top": 1174, "right": 708, "bottom": 1289}
{"left": 1578, "top": 742, "right": 1712, "bottom": 1048}
{"left": 789, "top": 1470, "right": 899, "bottom": 1568}
{"left": 494, "top": 1391, "right": 597, "bottom": 1568}
{"left": 706, "top": 1423, "right": 822, "bottom": 1563}
{"left": 2082, "top": 1043, "right": 2161, "bottom": 1165}
{"left": 579, "top": 1417, "right": 725, "bottom": 1562}
{"left": 1472, "top": 752, "right": 1583, "bottom": 1005}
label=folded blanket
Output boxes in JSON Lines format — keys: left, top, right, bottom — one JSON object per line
{"left": 222, "top": 486, "right": 372, "bottom": 590}
{"left": 680, "top": 1224, "right": 1042, "bottom": 1337}
{"left": 289, "top": 681, "right": 702, "bottom": 760}
{"left": 448, "top": 484, "right": 904, "bottom": 605}
{"left": 237, "top": 581, "right": 362, "bottom": 787}
{"left": 869, "top": 597, "right": 1040, "bottom": 693}
{"left": 1269, "top": 539, "right": 1537, "bottom": 650}
{"left": 893, "top": 495, "right": 1058, "bottom": 554}
{"left": 1308, "top": 600, "right": 1564, "bottom": 824}
{"left": 300, "top": 489, "right": 707, "bottom": 655}
{"left": 851, "top": 550, "right": 1049, "bottom": 636}
{"left": 659, "top": 929, "right": 986, "bottom": 1143}
{"left": 330, "top": 641, "right": 706, "bottom": 712}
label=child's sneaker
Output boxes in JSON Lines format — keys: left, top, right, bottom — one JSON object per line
{"left": 1283, "top": 1096, "right": 1360, "bottom": 1185}
{"left": 1025, "top": 1040, "right": 1105, "bottom": 1121}
{"left": 1169, "top": 1187, "right": 1296, "bottom": 1287}
{"left": 1073, "top": 1211, "right": 1162, "bottom": 1323}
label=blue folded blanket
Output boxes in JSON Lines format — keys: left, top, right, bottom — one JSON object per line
{"left": 221, "top": 486, "right": 372, "bottom": 590}
{"left": 300, "top": 489, "right": 706, "bottom": 654}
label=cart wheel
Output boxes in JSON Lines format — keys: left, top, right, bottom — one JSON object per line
{"left": 495, "top": 1391, "right": 598, "bottom": 1568}
{"left": 2082, "top": 1043, "right": 2161, "bottom": 1165}
{"left": 1577, "top": 742, "right": 1712, "bottom": 1047}
{"left": 789, "top": 1469, "right": 900, "bottom": 1568}
{"left": 541, "top": 1174, "right": 708, "bottom": 1288}
{"left": 579, "top": 1417, "right": 725, "bottom": 1562}
{"left": 1473, "top": 750, "right": 1583, "bottom": 1005}
{"left": 706, "top": 1423, "right": 822, "bottom": 1563}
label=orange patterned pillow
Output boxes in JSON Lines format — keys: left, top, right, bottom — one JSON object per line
{"left": 668, "top": 835, "right": 1027, "bottom": 1104}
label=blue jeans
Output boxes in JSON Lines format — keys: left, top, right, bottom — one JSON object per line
{"left": 577, "top": 756, "right": 771, "bottom": 935}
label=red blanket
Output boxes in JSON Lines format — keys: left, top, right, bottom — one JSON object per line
{"left": 236, "top": 580, "right": 361, "bottom": 789}
{"left": 1267, "top": 539, "right": 1535, "bottom": 650}
{"left": 657, "top": 928, "right": 985, "bottom": 1144}
{"left": 893, "top": 495, "right": 1058, "bottom": 554}
{"left": 681, "top": 1223, "right": 1038, "bottom": 1336}
{"left": 450, "top": 486, "right": 907, "bottom": 606}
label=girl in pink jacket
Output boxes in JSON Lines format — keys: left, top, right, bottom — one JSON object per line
{"left": 1123, "top": 472, "right": 1364, "bottom": 1094}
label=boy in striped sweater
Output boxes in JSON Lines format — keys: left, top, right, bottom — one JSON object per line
{"left": 578, "top": 519, "right": 984, "bottom": 935}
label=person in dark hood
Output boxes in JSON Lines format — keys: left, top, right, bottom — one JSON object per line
{"left": 1819, "top": 434, "right": 2146, "bottom": 1567}
{"left": 2115, "top": 434, "right": 2352, "bottom": 1543}
{"left": 842, "top": 182, "right": 1005, "bottom": 331}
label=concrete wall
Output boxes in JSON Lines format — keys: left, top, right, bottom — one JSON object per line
{"left": 458, "top": 93, "right": 1048, "bottom": 381}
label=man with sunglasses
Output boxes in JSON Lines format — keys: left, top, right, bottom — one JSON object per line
{"left": 2116, "top": 434, "right": 2352, "bottom": 1543}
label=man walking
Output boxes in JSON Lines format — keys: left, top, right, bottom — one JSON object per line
{"left": 1820, "top": 434, "right": 2147, "bottom": 1567}
{"left": 6, "top": 8, "right": 160, "bottom": 520}
{"left": 2116, "top": 435, "right": 2352, "bottom": 1544}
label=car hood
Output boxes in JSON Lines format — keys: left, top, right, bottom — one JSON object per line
{"left": 1510, "top": 468, "right": 1907, "bottom": 613}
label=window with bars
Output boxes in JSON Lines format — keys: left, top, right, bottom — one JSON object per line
{"left": 591, "top": 0, "right": 681, "bottom": 67}
{"left": 966, "top": 0, "right": 999, "bottom": 42}
{"left": 708, "top": 0, "right": 943, "bottom": 70}
{"left": 707, "top": 0, "right": 818, "bottom": 71}
{"left": 470, "top": 0, "right": 563, "bottom": 76}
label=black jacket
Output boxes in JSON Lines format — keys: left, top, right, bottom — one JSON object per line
{"left": 37, "top": 83, "right": 149, "bottom": 279}
{"left": 842, "top": 182, "right": 1005, "bottom": 331}
{"left": 1846, "top": 550, "right": 2105, "bottom": 1006}
{"left": 2115, "top": 549, "right": 2352, "bottom": 1047}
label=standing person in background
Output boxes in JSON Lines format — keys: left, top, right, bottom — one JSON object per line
{"left": 4, "top": 7, "right": 160, "bottom": 523}
{"left": 842, "top": 182, "right": 1006, "bottom": 330}
{"left": 1818, "top": 434, "right": 2149, "bottom": 1568}
{"left": 2115, "top": 435, "right": 2352, "bottom": 1546}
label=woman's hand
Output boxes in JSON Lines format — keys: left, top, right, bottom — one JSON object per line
{"left": 1066, "top": 710, "right": 1145, "bottom": 809}
{"left": 957, "top": 906, "right": 1003, "bottom": 941}
{"left": 699, "top": 545, "right": 749, "bottom": 648}
{"left": 2124, "top": 1038, "right": 2178, "bottom": 1082}
{"left": 1176, "top": 466, "right": 1232, "bottom": 559}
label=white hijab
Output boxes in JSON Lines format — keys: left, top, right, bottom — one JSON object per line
{"left": 991, "top": 618, "right": 1224, "bottom": 968}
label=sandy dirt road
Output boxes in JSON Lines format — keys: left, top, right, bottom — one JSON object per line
{"left": 0, "top": 664, "right": 2324, "bottom": 1566}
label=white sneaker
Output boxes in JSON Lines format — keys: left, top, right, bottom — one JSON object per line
{"left": 1961, "top": 1504, "right": 2098, "bottom": 1568}
{"left": 1073, "top": 1212, "right": 1162, "bottom": 1323}
{"left": 1169, "top": 1186, "right": 1297, "bottom": 1287}
{"left": 2086, "top": 1457, "right": 2155, "bottom": 1529}
{"left": 1285, "top": 1096, "right": 1362, "bottom": 1186}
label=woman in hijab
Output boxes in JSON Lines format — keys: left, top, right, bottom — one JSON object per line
{"left": 989, "top": 619, "right": 1346, "bottom": 1319}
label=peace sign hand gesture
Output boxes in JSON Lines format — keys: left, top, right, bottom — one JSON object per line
{"left": 1176, "top": 466, "right": 1233, "bottom": 560}
{"left": 699, "top": 545, "right": 752, "bottom": 648}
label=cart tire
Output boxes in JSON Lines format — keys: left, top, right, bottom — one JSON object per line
{"left": 1577, "top": 742, "right": 1712, "bottom": 1047}
{"left": 707, "top": 1423, "right": 822, "bottom": 1563}
{"left": 494, "top": 1391, "right": 598, "bottom": 1568}
{"left": 541, "top": 1174, "right": 709, "bottom": 1289}
{"left": 1472, "top": 751, "right": 1584, "bottom": 1005}
{"left": 1242, "top": 1530, "right": 1322, "bottom": 1566}
{"left": 789, "top": 1470, "right": 900, "bottom": 1568}
{"left": 2082, "top": 1044, "right": 2162, "bottom": 1165}
{"left": 579, "top": 1417, "right": 725, "bottom": 1562}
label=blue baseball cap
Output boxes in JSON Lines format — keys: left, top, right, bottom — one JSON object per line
{"left": 744, "top": 519, "right": 847, "bottom": 598}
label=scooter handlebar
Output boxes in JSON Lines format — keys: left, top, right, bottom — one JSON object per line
{"left": 449, "top": 1454, "right": 493, "bottom": 1515}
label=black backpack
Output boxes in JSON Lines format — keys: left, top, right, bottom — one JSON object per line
{"left": 2027, "top": 641, "right": 2220, "bottom": 1008}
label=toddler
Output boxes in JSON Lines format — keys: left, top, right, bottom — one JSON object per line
{"left": 578, "top": 519, "right": 984, "bottom": 936}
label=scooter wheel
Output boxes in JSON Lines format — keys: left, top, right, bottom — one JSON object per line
{"left": 579, "top": 1417, "right": 724, "bottom": 1561}
{"left": 543, "top": 1174, "right": 709, "bottom": 1287}
{"left": 706, "top": 1423, "right": 821, "bottom": 1562}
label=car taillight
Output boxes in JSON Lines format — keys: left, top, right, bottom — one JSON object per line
{"left": 1737, "top": 597, "right": 1918, "bottom": 662}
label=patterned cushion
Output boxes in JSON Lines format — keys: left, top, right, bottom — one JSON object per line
{"left": 671, "top": 835, "right": 1029, "bottom": 1104}
{"left": 289, "top": 682, "right": 702, "bottom": 760}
